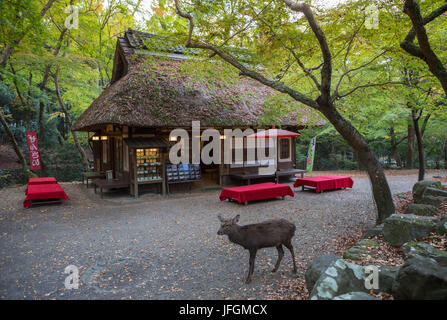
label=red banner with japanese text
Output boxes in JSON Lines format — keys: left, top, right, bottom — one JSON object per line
{"left": 26, "top": 131, "right": 41, "bottom": 170}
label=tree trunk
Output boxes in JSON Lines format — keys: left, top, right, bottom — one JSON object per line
{"left": 0, "top": 108, "right": 32, "bottom": 177}
{"left": 390, "top": 127, "right": 403, "bottom": 168}
{"left": 53, "top": 69, "right": 90, "bottom": 171}
{"left": 439, "top": 138, "right": 447, "bottom": 169}
{"left": 402, "top": 1, "right": 447, "bottom": 96}
{"left": 406, "top": 124, "right": 415, "bottom": 169}
{"left": 412, "top": 110, "right": 425, "bottom": 181}
{"left": 37, "top": 101, "right": 47, "bottom": 176}
{"left": 320, "top": 104, "right": 395, "bottom": 224}
{"left": 445, "top": 143, "right": 447, "bottom": 169}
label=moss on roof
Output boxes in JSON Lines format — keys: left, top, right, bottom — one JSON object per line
{"left": 73, "top": 30, "right": 324, "bottom": 132}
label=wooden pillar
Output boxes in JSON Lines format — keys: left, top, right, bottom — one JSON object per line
{"left": 131, "top": 149, "right": 138, "bottom": 199}
{"left": 161, "top": 152, "right": 166, "bottom": 196}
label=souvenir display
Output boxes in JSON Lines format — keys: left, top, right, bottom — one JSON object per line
{"left": 135, "top": 148, "right": 162, "bottom": 182}
{"left": 166, "top": 164, "right": 201, "bottom": 182}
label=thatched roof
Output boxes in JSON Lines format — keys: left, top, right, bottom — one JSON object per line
{"left": 72, "top": 29, "right": 323, "bottom": 132}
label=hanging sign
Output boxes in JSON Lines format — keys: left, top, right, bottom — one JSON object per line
{"left": 26, "top": 131, "right": 41, "bottom": 170}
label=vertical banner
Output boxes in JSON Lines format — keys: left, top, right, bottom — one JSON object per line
{"left": 26, "top": 131, "right": 41, "bottom": 170}
{"left": 306, "top": 136, "right": 316, "bottom": 174}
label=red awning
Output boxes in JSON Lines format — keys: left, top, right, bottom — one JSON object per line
{"left": 247, "top": 129, "right": 301, "bottom": 138}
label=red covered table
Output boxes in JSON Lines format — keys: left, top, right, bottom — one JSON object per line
{"left": 293, "top": 175, "right": 353, "bottom": 193}
{"left": 219, "top": 182, "right": 294, "bottom": 205}
{"left": 25, "top": 177, "right": 57, "bottom": 195}
{"left": 23, "top": 183, "right": 70, "bottom": 208}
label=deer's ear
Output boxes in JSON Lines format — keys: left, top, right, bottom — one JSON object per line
{"left": 233, "top": 214, "right": 240, "bottom": 223}
{"left": 218, "top": 214, "right": 224, "bottom": 222}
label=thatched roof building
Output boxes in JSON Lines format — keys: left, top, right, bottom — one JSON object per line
{"left": 72, "top": 29, "right": 321, "bottom": 132}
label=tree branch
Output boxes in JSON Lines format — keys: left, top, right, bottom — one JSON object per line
{"left": 332, "top": 50, "right": 388, "bottom": 101}
{"left": 282, "top": 0, "right": 332, "bottom": 104}
{"left": 401, "top": 1, "right": 447, "bottom": 95}
{"left": 338, "top": 81, "right": 405, "bottom": 99}
{"left": 174, "top": 0, "right": 318, "bottom": 109}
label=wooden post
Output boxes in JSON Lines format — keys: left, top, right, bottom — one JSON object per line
{"left": 131, "top": 150, "right": 138, "bottom": 199}
{"left": 162, "top": 152, "right": 166, "bottom": 196}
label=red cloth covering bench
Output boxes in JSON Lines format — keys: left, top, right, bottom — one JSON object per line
{"left": 25, "top": 177, "right": 57, "bottom": 195}
{"left": 293, "top": 175, "right": 354, "bottom": 193}
{"left": 219, "top": 182, "right": 294, "bottom": 204}
{"left": 23, "top": 183, "right": 70, "bottom": 208}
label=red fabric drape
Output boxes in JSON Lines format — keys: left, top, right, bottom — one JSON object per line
{"left": 294, "top": 175, "right": 353, "bottom": 193}
{"left": 220, "top": 182, "right": 294, "bottom": 204}
{"left": 24, "top": 183, "right": 69, "bottom": 208}
{"left": 25, "top": 177, "right": 57, "bottom": 195}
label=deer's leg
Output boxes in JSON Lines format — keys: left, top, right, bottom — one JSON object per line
{"left": 246, "top": 249, "right": 257, "bottom": 284}
{"left": 272, "top": 245, "right": 284, "bottom": 273}
{"left": 284, "top": 242, "right": 297, "bottom": 273}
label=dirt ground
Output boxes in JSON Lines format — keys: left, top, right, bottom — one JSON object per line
{"left": 0, "top": 145, "right": 21, "bottom": 169}
{"left": 0, "top": 170, "right": 446, "bottom": 300}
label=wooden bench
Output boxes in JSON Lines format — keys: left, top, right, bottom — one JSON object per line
{"left": 230, "top": 172, "right": 276, "bottom": 185}
{"left": 276, "top": 169, "right": 306, "bottom": 180}
{"left": 231, "top": 169, "right": 306, "bottom": 185}
{"left": 82, "top": 171, "right": 105, "bottom": 188}
{"left": 94, "top": 176, "right": 130, "bottom": 198}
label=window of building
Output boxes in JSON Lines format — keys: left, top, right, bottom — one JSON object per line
{"left": 279, "top": 138, "right": 290, "bottom": 160}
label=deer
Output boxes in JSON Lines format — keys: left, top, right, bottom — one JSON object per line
{"left": 217, "top": 214, "right": 297, "bottom": 283}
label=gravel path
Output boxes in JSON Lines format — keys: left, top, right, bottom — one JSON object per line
{"left": 0, "top": 174, "right": 420, "bottom": 299}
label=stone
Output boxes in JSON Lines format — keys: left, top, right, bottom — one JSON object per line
{"left": 356, "top": 239, "right": 379, "bottom": 247}
{"left": 404, "top": 204, "right": 439, "bottom": 216}
{"left": 382, "top": 214, "right": 438, "bottom": 247}
{"left": 343, "top": 246, "right": 371, "bottom": 261}
{"left": 333, "top": 291, "right": 378, "bottom": 300}
{"left": 392, "top": 255, "right": 447, "bottom": 299}
{"left": 304, "top": 254, "right": 341, "bottom": 292}
{"left": 376, "top": 265, "right": 399, "bottom": 294}
{"left": 436, "top": 216, "right": 447, "bottom": 235}
{"left": 417, "top": 195, "right": 445, "bottom": 207}
{"left": 424, "top": 187, "right": 447, "bottom": 198}
{"left": 310, "top": 259, "right": 368, "bottom": 300}
{"left": 402, "top": 242, "right": 447, "bottom": 267}
{"left": 412, "top": 180, "right": 442, "bottom": 203}
{"left": 363, "top": 224, "right": 384, "bottom": 239}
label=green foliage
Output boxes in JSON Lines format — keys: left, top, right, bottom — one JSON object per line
{"left": 1, "top": 0, "right": 446, "bottom": 176}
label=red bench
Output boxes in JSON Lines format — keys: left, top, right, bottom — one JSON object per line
{"left": 293, "top": 175, "right": 354, "bottom": 193}
{"left": 25, "top": 177, "right": 57, "bottom": 195}
{"left": 219, "top": 182, "right": 294, "bottom": 205}
{"left": 24, "top": 183, "right": 70, "bottom": 208}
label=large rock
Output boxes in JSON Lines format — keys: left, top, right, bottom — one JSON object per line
{"left": 376, "top": 265, "right": 399, "bottom": 294}
{"left": 404, "top": 204, "right": 439, "bottom": 216}
{"left": 382, "top": 214, "right": 438, "bottom": 247}
{"left": 417, "top": 195, "right": 445, "bottom": 207}
{"left": 392, "top": 255, "right": 447, "bottom": 299}
{"left": 437, "top": 216, "right": 447, "bottom": 235}
{"left": 304, "top": 254, "right": 341, "bottom": 292}
{"left": 310, "top": 259, "right": 368, "bottom": 300}
{"left": 363, "top": 224, "right": 383, "bottom": 239}
{"left": 343, "top": 239, "right": 379, "bottom": 261}
{"left": 424, "top": 187, "right": 447, "bottom": 198}
{"left": 402, "top": 242, "right": 447, "bottom": 267}
{"left": 413, "top": 180, "right": 442, "bottom": 203}
{"left": 333, "top": 292, "right": 378, "bottom": 300}
{"left": 343, "top": 246, "right": 371, "bottom": 261}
